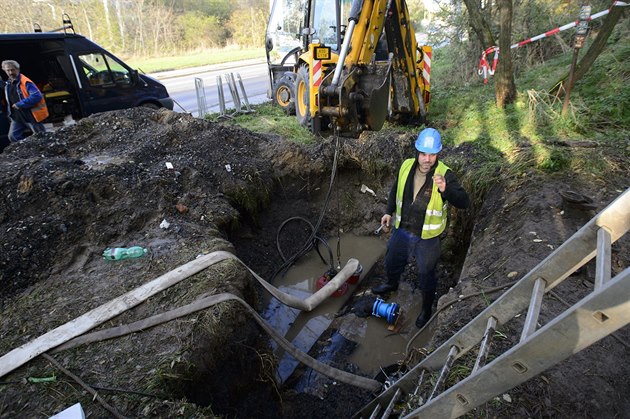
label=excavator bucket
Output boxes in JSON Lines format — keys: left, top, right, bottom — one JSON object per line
{"left": 366, "top": 76, "right": 389, "bottom": 131}
{"left": 365, "top": 59, "right": 393, "bottom": 131}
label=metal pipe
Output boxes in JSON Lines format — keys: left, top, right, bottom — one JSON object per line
{"left": 331, "top": 19, "right": 357, "bottom": 87}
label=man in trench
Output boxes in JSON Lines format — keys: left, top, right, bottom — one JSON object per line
{"left": 2, "top": 60, "right": 48, "bottom": 142}
{"left": 372, "top": 128, "right": 470, "bottom": 329}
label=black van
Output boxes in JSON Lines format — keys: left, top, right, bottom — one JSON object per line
{"left": 0, "top": 32, "right": 174, "bottom": 151}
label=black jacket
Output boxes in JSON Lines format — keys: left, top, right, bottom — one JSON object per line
{"left": 386, "top": 159, "right": 469, "bottom": 234}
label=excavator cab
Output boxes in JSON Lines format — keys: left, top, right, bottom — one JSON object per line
{"left": 266, "top": 0, "right": 431, "bottom": 137}
{"left": 266, "top": 0, "right": 348, "bottom": 117}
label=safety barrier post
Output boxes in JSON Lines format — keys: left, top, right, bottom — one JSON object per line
{"left": 235, "top": 73, "right": 253, "bottom": 113}
{"left": 563, "top": 5, "right": 591, "bottom": 115}
{"left": 216, "top": 75, "right": 228, "bottom": 118}
{"left": 226, "top": 73, "right": 242, "bottom": 113}
{"left": 194, "top": 77, "right": 208, "bottom": 118}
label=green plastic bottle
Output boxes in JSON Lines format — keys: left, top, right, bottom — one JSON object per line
{"left": 103, "top": 246, "right": 147, "bottom": 261}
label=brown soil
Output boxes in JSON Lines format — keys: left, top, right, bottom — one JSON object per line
{"left": 0, "top": 107, "right": 628, "bottom": 418}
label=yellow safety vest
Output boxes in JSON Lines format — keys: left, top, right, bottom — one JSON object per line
{"left": 394, "top": 158, "right": 449, "bottom": 239}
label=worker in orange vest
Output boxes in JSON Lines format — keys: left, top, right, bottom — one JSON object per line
{"left": 2, "top": 60, "right": 48, "bottom": 142}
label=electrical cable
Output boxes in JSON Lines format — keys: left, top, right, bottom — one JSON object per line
{"left": 41, "top": 353, "right": 129, "bottom": 419}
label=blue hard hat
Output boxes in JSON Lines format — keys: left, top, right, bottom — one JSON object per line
{"left": 415, "top": 128, "right": 442, "bottom": 154}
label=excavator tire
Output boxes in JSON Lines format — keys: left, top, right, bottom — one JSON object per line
{"left": 272, "top": 74, "right": 295, "bottom": 115}
{"left": 295, "top": 65, "right": 312, "bottom": 128}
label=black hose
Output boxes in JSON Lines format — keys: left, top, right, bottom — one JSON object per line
{"left": 275, "top": 216, "right": 317, "bottom": 262}
{"left": 313, "top": 235, "right": 335, "bottom": 269}
{"left": 270, "top": 133, "right": 342, "bottom": 282}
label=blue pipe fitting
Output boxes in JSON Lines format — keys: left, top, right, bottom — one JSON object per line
{"left": 372, "top": 298, "right": 400, "bottom": 325}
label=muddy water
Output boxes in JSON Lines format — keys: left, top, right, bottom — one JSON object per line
{"left": 263, "top": 233, "right": 385, "bottom": 381}
{"left": 262, "top": 233, "right": 433, "bottom": 383}
{"left": 342, "top": 281, "right": 434, "bottom": 375}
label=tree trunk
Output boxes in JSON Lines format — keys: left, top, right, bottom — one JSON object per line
{"left": 550, "top": 3, "right": 625, "bottom": 96}
{"left": 495, "top": 0, "right": 517, "bottom": 108}
{"left": 102, "top": 0, "right": 113, "bottom": 46}
{"left": 115, "top": 0, "right": 126, "bottom": 50}
{"left": 463, "top": 0, "right": 496, "bottom": 48}
{"left": 82, "top": 6, "right": 94, "bottom": 41}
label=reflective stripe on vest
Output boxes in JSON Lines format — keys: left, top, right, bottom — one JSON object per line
{"left": 18, "top": 75, "right": 49, "bottom": 122}
{"left": 394, "top": 159, "right": 450, "bottom": 239}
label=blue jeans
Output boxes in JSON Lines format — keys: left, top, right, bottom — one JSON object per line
{"left": 9, "top": 118, "right": 45, "bottom": 142}
{"left": 384, "top": 227, "right": 441, "bottom": 293}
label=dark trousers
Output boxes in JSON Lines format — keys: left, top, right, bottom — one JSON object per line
{"left": 8, "top": 118, "right": 45, "bottom": 142}
{"left": 384, "top": 227, "right": 441, "bottom": 293}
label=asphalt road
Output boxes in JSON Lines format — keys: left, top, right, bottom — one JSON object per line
{"left": 150, "top": 59, "right": 272, "bottom": 117}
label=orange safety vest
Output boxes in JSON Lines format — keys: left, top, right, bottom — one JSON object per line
{"left": 17, "top": 74, "right": 49, "bottom": 122}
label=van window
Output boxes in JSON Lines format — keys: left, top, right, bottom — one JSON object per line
{"left": 79, "top": 53, "right": 132, "bottom": 87}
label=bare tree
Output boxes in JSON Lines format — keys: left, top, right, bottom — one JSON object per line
{"left": 102, "top": 0, "right": 114, "bottom": 45}
{"left": 114, "top": 0, "right": 126, "bottom": 50}
{"left": 82, "top": 7, "right": 95, "bottom": 40}
{"left": 132, "top": 0, "right": 147, "bottom": 55}
{"left": 463, "top": 0, "right": 517, "bottom": 107}
{"left": 462, "top": 0, "right": 495, "bottom": 48}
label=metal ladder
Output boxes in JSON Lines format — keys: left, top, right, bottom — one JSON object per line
{"left": 355, "top": 188, "right": 630, "bottom": 419}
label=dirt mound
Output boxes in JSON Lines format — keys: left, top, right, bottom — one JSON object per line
{"left": 0, "top": 108, "right": 294, "bottom": 417}
{"left": 0, "top": 108, "right": 275, "bottom": 296}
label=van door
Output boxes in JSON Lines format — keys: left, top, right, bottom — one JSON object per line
{"left": 73, "top": 51, "right": 140, "bottom": 114}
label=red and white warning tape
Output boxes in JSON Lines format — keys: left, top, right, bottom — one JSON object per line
{"left": 478, "top": 1, "right": 629, "bottom": 83}
{"left": 423, "top": 49, "right": 432, "bottom": 90}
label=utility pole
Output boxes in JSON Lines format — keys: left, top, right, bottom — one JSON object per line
{"left": 563, "top": 5, "right": 591, "bottom": 116}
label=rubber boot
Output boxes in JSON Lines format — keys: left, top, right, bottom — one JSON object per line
{"left": 415, "top": 290, "right": 436, "bottom": 329}
{"left": 371, "top": 276, "right": 399, "bottom": 295}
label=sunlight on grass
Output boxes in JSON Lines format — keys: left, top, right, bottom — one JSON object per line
{"left": 450, "top": 104, "right": 483, "bottom": 147}
{"left": 207, "top": 103, "right": 316, "bottom": 144}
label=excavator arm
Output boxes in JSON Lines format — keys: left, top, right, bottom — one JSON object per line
{"left": 266, "top": 0, "right": 431, "bottom": 136}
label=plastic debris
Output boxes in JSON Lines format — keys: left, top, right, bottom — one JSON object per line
{"left": 28, "top": 374, "right": 57, "bottom": 383}
{"left": 160, "top": 219, "right": 170, "bottom": 229}
{"left": 48, "top": 403, "right": 85, "bottom": 419}
{"left": 360, "top": 184, "right": 376, "bottom": 196}
{"left": 103, "top": 246, "right": 147, "bottom": 261}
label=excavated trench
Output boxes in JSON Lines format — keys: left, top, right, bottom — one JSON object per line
{"left": 180, "top": 167, "right": 477, "bottom": 416}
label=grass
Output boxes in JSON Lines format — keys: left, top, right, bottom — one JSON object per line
{"left": 427, "top": 24, "right": 629, "bottom": 196}
{"left": 206, "top": 102, "right": 317, "bottom": 144}
{"left": 124, "top": 47, "right": 266, "bottom": 74}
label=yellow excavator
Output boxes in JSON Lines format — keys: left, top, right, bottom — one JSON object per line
{"left": 265, "top": 0, "right": 432, "bottom": 137}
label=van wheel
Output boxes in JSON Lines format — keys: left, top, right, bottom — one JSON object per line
{"left": 141, "top": 103, "right": 160, "bottom": 110}
{"left": 272, "top": 75, "right": 295, "bottom": 115}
